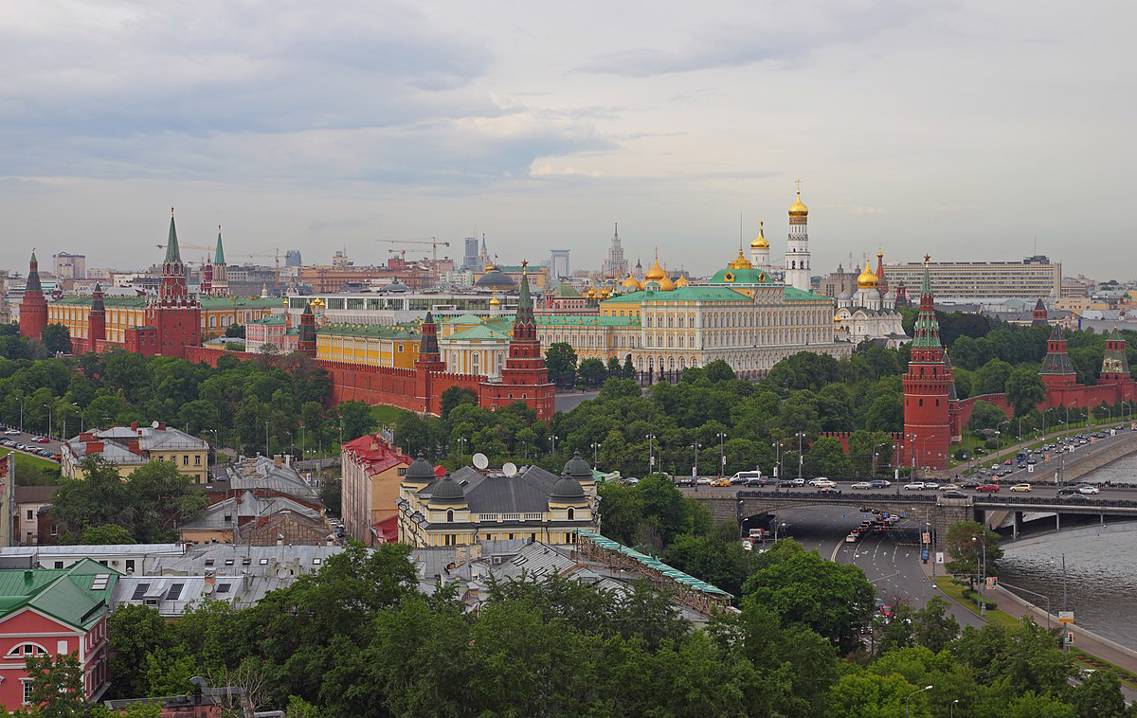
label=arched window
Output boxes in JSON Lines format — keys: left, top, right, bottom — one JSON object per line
{"left": 6, "top": 643, "right": 47, "bottom": 659}
{"left": 446, "top": 510, "right": 454, "bottom": 523}
{"left": 567, "top": 507, "right": 575, "bottom": 520}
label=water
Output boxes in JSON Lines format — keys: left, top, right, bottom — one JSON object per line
{"left": 997, "top": 453, "right": 1137, "bottom": 649}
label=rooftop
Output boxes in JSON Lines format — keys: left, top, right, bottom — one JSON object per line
{"left": 601, "top": 286, "right": 751, "bottom": 304}
{"left": 0, "top": 558, "right": 119, "bottom": 630}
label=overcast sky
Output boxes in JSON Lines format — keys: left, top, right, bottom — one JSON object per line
{"left": 1, "top": 1, "right": 1133, "bottom": 279}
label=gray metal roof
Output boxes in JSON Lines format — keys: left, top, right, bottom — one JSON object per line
{"left": 419, "top": 465, "right": 562, "bottom": 513}
{"left": 222, "top": 456, "right": 320, "bottom": 503}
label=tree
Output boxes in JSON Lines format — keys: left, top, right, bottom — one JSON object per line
{"left": 107, "top": 605, "right": 171, "bottom": 699}
{"left": 805, "top": 437, "right": 852, "bottom": 478}
{"left": 968, "top": 400, "right": 1008, "bottom": 432}
{"left": 40, "top": 323, "right": 72, "bottom": 355}
{"left": 336, "top": 400, "right": 375, "bottom": 443}
{"left": 440, "top": 386, "right": 477, "bottom": 420}
{"left": 743, "top": 540, "right": 874, "bottom": 652}
{"left": 225, "top": 323, "right": 246, "bottom": 338}
{"left": 545, "top": 342, "right": 577, "bottom": 386}
{"left": 622, "top": 354, "right": 636, "bottom": 378}
{"left": 1006, "top": 366, "right": 1046, "bottom": 417}
{"left": 23, "top": 652, "right": 86, "bottom": 717}
{"left": 911, "top": 597, "right": 960, "bottom": 652}
{"left": 79, "top": 523, "right": 134, "bottom": 545}
{"left": 704, "top": 359, "right": 736, "bottom": 383}
{"left": 1070, "top": 669, "right": 1128, "bottom": 718}
{"left": 824, "top": 670, "right": 930, "bottom": 718}
{"left": 975, "top": 358, "right": 1013, "bottom": 395}
{"left": 320, "top": 477, "right": 341, "bottom": 517}
{"left": 577, "top": 358, "right": 608, "bottom": 388}
{"left": 606, "top": 356, "right": 622, "bottom": 377}
{"left": 944, "top": 521, "right": 1003, "bottom": 578}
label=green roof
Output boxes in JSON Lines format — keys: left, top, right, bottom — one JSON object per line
{"left": 553, "top": 282, "right": 580, "bottom": 298}
{"left": 602, "top": 286, "right": 749, "bottom": 304}
{"left": 708, "top": 267, "right": 774, "bottom": 285}
{"left": 214, "top": 228, "right": 226, "bottom": 264}
{"left": 449, "top": 324, "right": 511, "bottom": 341}
{"left": 576, "top": 529, "right": 731, "bottom": 598}
{"left": 53, "top": 295, "right": 279, "bottom": 309}
{"left": 0, "top": 559, "right": 119, "bottom": 630}
{"left": 317, "top": 323, "right": 420, "bottom": 340}
{"left": 782, "top": 286, "right": 831, "bottom": 303}
{"left": 165, "top": 213, "right": 181, "bottom": 264}
{"left": 534, "top": 314, "right": 640, "bottom": 327}
{"left": 248, "top": 314, "right": 287, "bottom": 325}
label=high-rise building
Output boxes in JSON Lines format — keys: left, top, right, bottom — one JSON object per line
{"left": 601, "top": 223, "right": 628, "bottom": 279}
{"left": 52, "top": 252, "right": 86, "bottom": 281}
{"left": 783, "top": 183, "right": 811, "bottom": 292}
{"left": 462, "top": 237, "right": 480, "bottom": 271}
{"left": 285, "top": 249, "right": 302, "bottom": 267}
{"left": 884, "top": 256, "right": 1062, "bottom": 300}
{"left": 549, "top": 249, "right": 571, "bottom": 280}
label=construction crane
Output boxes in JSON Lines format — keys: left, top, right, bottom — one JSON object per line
{"left": 375, "top": 237, "right": 450, "bottom": 281}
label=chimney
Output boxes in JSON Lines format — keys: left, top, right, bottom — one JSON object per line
{"left": 157, "top": 422, "right": 166, "bottom": 431}
{"left": 23, "top": 570, "right": 33, "bottom": 584}
{"left": 130, "top": 421, "right": 138, "bottom": 431}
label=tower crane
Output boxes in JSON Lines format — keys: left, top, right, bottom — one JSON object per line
{"left": 375, "top": 237, "right": 450, "bottom": 281}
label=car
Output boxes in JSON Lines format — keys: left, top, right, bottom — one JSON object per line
{"left": 869, "top": 479, "right": 891, "bottom": 489}
{"left": 1057, "top": 486, "right": 1078, "bottom": 496}
{"left": 33, "top": 437, "right": 49, "bottom": 444}
{"left": 777, "top": 480, "right": 796, "bottom": 488}
{"left": 960, "top": 481, "right": 982, "bottom": 490}
{"left": 810, "top": 478, "right": 836, "bottom": 489}
{"left": 903, "top": 482, "right": 926, "bottom": 491}
{"left": 851, "top": 481, "right": 872, "bottom": 490}
{"left": 976, "top": 484, "right": 1001, "bottom": 493}
{"left": 695, "top": 477, "right": 712, "bottom": 486}
{"left": 938, "top": 484, "right": 960, "bottom": 492}
{"left": 711, "top": 478, "right": 731, "bottom": 488}
{"left": 744, "top": 477, "right": 768, "bottom": 487}
{"left": 1078, "top": 485, "right": 1101, "bottom": 495}
{"left": 791, "top": 478, "right": 806, "bottom": 487}
{"left": 1003, "top": 459, "right": 1014, "bottom": 466}
{"left": 817, "top": 487, "right": 842, "bottom": 496}
{"left": 923, "top": 481, "right": 940, "bottom": 490}
{"left": 3, "top": 430, "right": 18, "bottom": 436}
{"left": 674, "top": 477, "right": 695, "bottom": 487}
{"left": 941, "top": 490, "right": 968, "bottom": 499}
{"left": 1009, "top": 483, "right": 1032, "bottom": 493}
{"left": 845, "top": 533, "right": 859, "bottom": 543}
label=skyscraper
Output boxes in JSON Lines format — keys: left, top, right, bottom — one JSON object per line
{"left": 462, "top": 237, "right": 480, "bottom": 271}
{"left": 601, "top": 223, "right": 627, "bottom": 279}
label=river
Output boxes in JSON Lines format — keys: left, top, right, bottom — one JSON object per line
{"left": 998, "top": 453, "right": 1137, "bottom": 650}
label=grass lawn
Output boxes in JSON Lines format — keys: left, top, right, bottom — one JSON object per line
{"left": 371, "top": 404, "right": 410, "bottom": 428}
{"left": 10, "top": 450, "right": 59, "bottom": 473}
{"left": 934, "top": 577, "right": 1020, "bottom": 629}
{"left": 1070, "top": 648, "right": 1137, "bottom": 690}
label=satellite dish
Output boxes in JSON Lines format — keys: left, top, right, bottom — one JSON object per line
{"left": 151, "top": 421, "right": 160, "bottom": 428}
{"left": 502, "top": 462, "right": 518, "bottom": 477}
{"left": 472, "top": 453, "right": 489, "bottom": 470}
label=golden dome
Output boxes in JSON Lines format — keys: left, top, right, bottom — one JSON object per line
{"left": 750, "top": 221, "right": 769, "bottom": 249}
{"left": 788, "top": 188, "right": 809, "bottom": 217}
{"left": 483, "top": 262, "right": 498, "bottom": 272}
{"left": 659, "top": 274, "right": 676, "bottom": 291}
{"left": 644, "top": 258, "right": 667, "bottom": 281}
{"left": 729, "top": 249, "right": 754, "bottom": 270}
{"left": 856, "top": 259, "right": 878, "bottom": 289}
{"left": 621, "top": 273, "right": 642, "bottom": 290}
{"left": 489, "top": 293, "right": 501, "bottom": 306}
{"left": 675, "top": 275, "right": 690, "bottom": 288}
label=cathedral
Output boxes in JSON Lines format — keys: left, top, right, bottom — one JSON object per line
{"left": 833, "top": 251, "right": 909, "bottom": 348}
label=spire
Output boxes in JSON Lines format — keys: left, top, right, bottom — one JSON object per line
{"left": 91, "top": 282, "right": 104, "bottom": 311}
{"left": 515, "top": 261, "right": 534, "bottom": 326}
{"left": 25, "top": 250, "right": 41, "bottom": 292}
{"left": 214, "top": 225, "right": 225, "bottom": 264}
{"left": 165, "top": 207, "right": 182, "bottom": 264}
{"left": 912, "top": 255, "right": 941, "bottom": 349}
{"left": 419, "top": 310, "right": 440, "bottom": 357}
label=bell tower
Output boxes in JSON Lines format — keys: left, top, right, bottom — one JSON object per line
{"left": 783, "top": 180, "right": 812, "bottom": 292}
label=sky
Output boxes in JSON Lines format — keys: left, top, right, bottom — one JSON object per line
{"left": 0, "top": 0, "right": 1134, "bottom": 279}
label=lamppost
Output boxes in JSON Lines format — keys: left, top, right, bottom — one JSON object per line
{"left": 457, "top": 436, "right": 468, "bottom": 457}
{"left": 971, "top": 535, "right": 987, "bottom": 615}
{"left": 550, "top": 434, "right": 559, "bottom": 455}
{"left": 646, "top": 433, "right": 656, "bottom": 474}
{"left": 795, "top": 432, "right": 805, "bottom": 479}
{"left": 42, "top": 403, "right": 52, "bottom": 441}
{"left": 905, "top": 685, "right": 933, "bottom": 718}
{"left": 872, "top": 441, "right": 888, "bottom": 478}
{"left": 690, "top": 442, "right": 702, "bottom": 479}
{"left": 774, "top": 521, "right": 788, "bottom": 542}
{"left": 19, "top": 396, "right": 25, "bottom": 433}
{"left": 590, "top": 441, "right": 601, "bottom": 469}
{"left": 772, "top": 440, "right": 782, "bottom": 480}
{"left": 950, "top": 698, "right": 959, "bottom": 718}
{"left": 716, "top": 432, "right": 727, "bottom": 478}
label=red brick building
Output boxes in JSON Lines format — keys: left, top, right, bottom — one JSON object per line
{"left": 17, "top": 251, "right": 48, "bottom": 341}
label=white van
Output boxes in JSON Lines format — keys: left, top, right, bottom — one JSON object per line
{"left": 730, "top": 470, "right": 765, "bottom": 485}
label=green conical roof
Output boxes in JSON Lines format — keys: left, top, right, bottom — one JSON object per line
{"left": 516, "top": 267, "right": 534, "bottom": 325}
{"left": 165, "top": 209, "right": 182, "bottom": 264}
{"left": 25, "top": 250, "right": 41, "bottom": 292}
{"left": 214, "top": 226, "right": 225, "bottom": 264}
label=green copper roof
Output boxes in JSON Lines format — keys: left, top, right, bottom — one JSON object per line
{"left": 53, "top": 295, "right": 279, "bottom": 310}
{"left": 449, "top": 324, "right": 512, "bottom": 341}
{"left": 248, "top": 314, "right": 287, "bottom": 326}
{"left": 553, "top": 282, "right": 581, "bottom": 298}
{"left": 516, "top": 270, "right": 534, "bottom": 324}
{"left": 165, "top": 212, "right": 182, "bottom": 264}
{"left": 0, "top": 559, "right": 119, "bottom": 631}
{"left": 317, "top": 323, "right": 420, "bottom": 339}
{"left": 535, "top": 314, "right": 640, "bottom": 327}
{"left": 438, "top": 313, "right": 485, "bottom": 325}
{"left": 782, "top": 286, "right": 831, "bottom": 303}
{"left": 602, "top": 286, "right": 750, "bottom": 303}
{"left": 214, "top": 227, "right": 226, "bottom": 264}
{"left": 708, "top": 267, "right": 773, "bottom": 284}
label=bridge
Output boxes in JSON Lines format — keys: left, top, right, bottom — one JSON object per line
{"left": 686, "top": 487, "right": 1137, "bottom": 548}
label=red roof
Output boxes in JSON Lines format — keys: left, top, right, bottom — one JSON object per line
{"left": 371, "top": 516, "right": 398, "bottom": 543}
{"left": 342, "top": 433, "right": 412, "bottom": 475}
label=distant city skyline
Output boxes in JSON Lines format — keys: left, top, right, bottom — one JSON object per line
{"left": 0, "top": 1, "right": 1132, "bottom": 278}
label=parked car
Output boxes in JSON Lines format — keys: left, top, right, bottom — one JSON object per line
{"left": 1009, "top": 483, "right": 1032, "bottom": 493}
{"left": 791, "top": 478, "right": 806, "bottom": 487}
{"left": 869, "top": 479, "right": 891, "bottom": 489}
{"left": 976, "top": 484, "right": 1001, "bottom": 493}
{"left": 903, "top": 482, "right": 926, "bottom": 491}
{"left": 851, "top": 481, "right": 872, "bottom": 490}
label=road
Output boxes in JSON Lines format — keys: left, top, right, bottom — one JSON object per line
{"left": 960, "top": 426, "right": 1137, "bottom": 487}
{"left": 688, "top": 479, "right": 1137, "bottom": 505}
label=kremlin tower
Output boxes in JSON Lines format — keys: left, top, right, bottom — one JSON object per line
{"left": 18, "top": 250, "right": 48, "bottom": 340}
{"left": 210, "top": 225, "right": 229, "bottom": 297}
{"left": 783, "top": 181, "right": 812, "bottom": 292}
{"left": 479, "top": 262, "right": 555, "bottom": 420}
{"left": 137, "top": 209, "right": 201, "bottom": 358}
{"left": 414, "top": 311, "right": 447, "bottom": 413}
{"left": 86, "top": 282, "right": 106, "bottom": 353}
{"left": 297, "top": 301, "right": 317, "bottom": 357}
{"left": 902, "top": 256, "right": 953, "bottom": 471}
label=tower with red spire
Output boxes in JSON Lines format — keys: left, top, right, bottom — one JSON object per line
{"left": 414, "top": 311, "right": 447, "bottom": 413}
{"left": 86, "top": 283, "right": 106, "bottom": 353}
{"left": 902, "top": 256, "right": 953, "bottom": 471}
{"left": 297, "top": 301, "right": 318, "bottom": 358}
{"left": 143, "top": 209, "right": 202, "bottom": 358}
{"left": 479, "top": 262, "right": 555, "bottom": 420}
{"left": 18, "top": 250, "right": 48, "bottom": 340}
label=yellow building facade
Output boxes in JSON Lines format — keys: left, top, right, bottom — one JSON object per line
{"left": 60, "top": 425, "right": 210, "bottom": 484}
{"left": 316, "top": 324, "right": 421, "bottom": 368}
{"left": 49, "top": 295, "right": 278, "bottom": 343}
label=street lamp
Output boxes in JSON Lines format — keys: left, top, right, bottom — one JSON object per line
{"left": 646, "top": 433, "right": 656, "bottom": 474}
{"left": 716, "top": 432, "right": 727, "bottom": 478}
{"left": 971, "top": 535, "right": 987, "bottom": 614}
{"left": 950, "top": 698, "right": 959, "bottom": 718}
{"left": 795, "top": 432, "right": 805, "bottom": 479}
{"left": 906, "top": 685, "right": 933, "bottom": 718}
{"left": 774, "top": 521, "right": 788, "bottom": 542}
{"left": 690, "top": 443, "right": 702, "bottom": 479}
{"left": 550, "top": 434, "right": 559, "bottom": 454}
{"left": 590, "top": 441, "right": 601, "bottom": 469}
{"left": 42, "top": 403, "right": 52, "bottom": 441}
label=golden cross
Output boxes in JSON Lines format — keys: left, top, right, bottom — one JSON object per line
{"left": 795, "top": 178, "right": 801, "bottom": 195}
